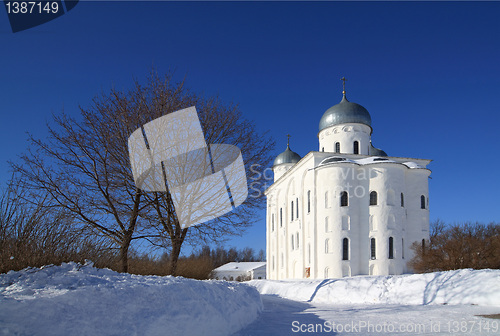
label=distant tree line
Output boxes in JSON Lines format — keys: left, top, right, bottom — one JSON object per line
{"left": 410, "top": 220, "right": 500, "bottom": 273}
{"left": 0, "top": 178, "right": 264, "bottom": 279}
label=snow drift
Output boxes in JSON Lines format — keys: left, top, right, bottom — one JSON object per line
{"left": 248, "top": 269, "right": 500, "bottom": 306}
{"left": 0, "top": 262, "right": 262, "bottom": 336}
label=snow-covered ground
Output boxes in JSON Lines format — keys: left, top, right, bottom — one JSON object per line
{"left": 0, "top": 262, "right": 262, "bottom": 336}
{"left": 238, "top": 269, "right": 500, "bottom": 335}
{"left": 248, "top": 269, "right": 500, "bottom": 306}
{"left": 2, "top": 264, "right": 499, "bottom": 336}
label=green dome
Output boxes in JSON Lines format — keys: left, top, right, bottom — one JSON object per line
{"left": 319, "top": 94, "right": 372, "bottom": 132}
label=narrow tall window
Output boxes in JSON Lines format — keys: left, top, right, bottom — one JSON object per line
{"left": 370, "top": 238, "right": 376, "bottom": 260}
{"left": 340, "top": 191, "right": 348, "bottom": 207}
{"left": 388, "top": 237, "right": 394, "bottom": 259}
{"left": 335, "top": 142, "right": 340, "bottom": 153}
{"left": 402, "top": 238, "right": 405, "bottom": 259}
{"left": 353, "top": 141, "right": 359, "bottom": 154}
{"left": 291, "top": 235, "right": 294, "bottom": 250}
{"left": 422, "top": 239, "right": 426, "bottom": 250}
{"left": 280, "top": 208, "right": 282, "bottom": 227}
{"left": 325, "top": 191, "right": 328, "bottom": 208}
{"left": 307, "top": 190, "right": 311, "bottom": 213}
{"left": 421, "top": 195, "right": 426, "bottom": 209}
{"left": 322, "top": 147, "right": 324, "bottom": 152}
{"left": 342, "top": 238, "right": 349, "bottom": 260}
{"left": 296, "top": 198, "right": 299, "bottom": 218}
{"left": 271, "top": 214, "right": 274, "bottom": 232}
{"left": 369, "top": 191, "right": 378, "bottom": 206}
{"left": 325, "top": 217, "right": 329, "bottom": 232}
{"left": 291, "top": 201, "right": 294, "bottom": 221}
{"left": 401, "top": 193, "right": 404, "bottom": 207}
{"left": 325, "top": 239, "right": 330, "bottom": 254}
{"left": 296, "top": 232, "right": 299, "bottom": 249}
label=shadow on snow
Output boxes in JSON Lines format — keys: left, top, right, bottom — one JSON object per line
{"left": 233, "top": 294, "right": 336, "bottom": 336}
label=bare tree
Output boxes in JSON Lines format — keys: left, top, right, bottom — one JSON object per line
{"left": 137, "top": 75, "right": 274, "bottom": 274}
{"left": 13, "top": 69, "right": 274, "bottom": 274}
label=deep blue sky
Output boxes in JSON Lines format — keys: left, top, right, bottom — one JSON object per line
{"left": 2, "top": 1, "right": 500, "bottom": 255}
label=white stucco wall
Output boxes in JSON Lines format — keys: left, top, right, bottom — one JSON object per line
{"left": 318, "top": 124, "right": 371, "bottom": 154}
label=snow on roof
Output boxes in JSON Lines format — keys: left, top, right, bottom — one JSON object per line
{"left": 402, "top": 161, "right": 424, "bottom": 169}
{"left": 318, "top": 156, "right": 425, "bottom": 169}
{"left": 213, "top": 262, "right": 266, "bottom": 272}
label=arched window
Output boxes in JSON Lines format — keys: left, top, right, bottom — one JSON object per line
{"left": 421, "top": 195, "right": 426, "bottom": 209}
{"left": 340, "top": 191, "right": 348, "bottom": 207}
{"left": 322, "top": 147, "right": 324, "bottom": 152}
{"left": 401, "top": 193, "right": 404, "bottom": 207}
{"left": 296, "top": 198, "right": 299, "bottom": 218}
{"left": 370, "top": 238, "right": 376, "bottom": 260}
{"left": 291, "top": 201, "right": 294, "bottom": 221}
{"left": 422, "top": 239, "right": 426, "bottom": 250}
{"left": 342, "top": 238, "right": 349, "bottom": 260}
{"left": 388, "top": 237, "right": 394, "bottom": 259}
{"left": 325, "top": 239, "right": 330, "bottom": 254}
{"left": 325, "top": 191, "right": 329, "bottom": 208}
{"left": 324, "top": 267, "right": 329, "bottom": 278}
{"left": 353, "top": 141, "right": 359, "bottom": 154}
{"left": 307, "top": 190, "right": 311, "bottom": 213}
{"left": 280, "top": 208, "right": 282, "bottom": 227}
{"left": 369, "top": 191, "right": 378, "bottom": 206}
{"left": 271, "top": 214, "right": 274, "bottom": 232}
{"left": 281, "top": 253, "right": 284, "bottom": 268}
{"left": 296, "top": 232, "right": 299, "bottom": 249}
{"left": 272, "top": 256, "right": 275, "bottom": 270}
{"left": 335, "top": 142, "right": 340, "bottom": 153}
{"left": 291, "top": 235, "right": 294, "bottom": 250}
{"left": 325, "top": 217, "right": 329, "bottom": 232}
{"left": 402, "top": 238, "right": 405, "bottom": 259}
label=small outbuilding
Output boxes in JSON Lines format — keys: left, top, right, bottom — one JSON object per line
{"left": 211, "top": 262, "right": 266, "bottom": 281}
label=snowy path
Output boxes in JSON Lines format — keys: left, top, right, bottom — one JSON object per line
{"left": 234, "top": 294, "right": 500, "bottom": 335}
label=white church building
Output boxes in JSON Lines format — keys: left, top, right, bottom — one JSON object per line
{"left": 265, "top": 80, "right": 431, "bottom": 279}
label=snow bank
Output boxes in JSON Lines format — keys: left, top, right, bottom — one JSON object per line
{"left": 0, "top": 262, "right": 262, "bottom": 336}
{"left": 248, "top": 269, "right": 500, "bottom": 306}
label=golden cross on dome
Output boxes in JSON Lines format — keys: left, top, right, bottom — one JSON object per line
{"left": 286, "top": 134, "right": 290, "bottom": 147}
{"left": 341, "top": 77, "right": 347, "bottom": 95}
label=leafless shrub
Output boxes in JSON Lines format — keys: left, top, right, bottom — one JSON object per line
{"left": 409, "top": 219, "right": 500, "bottom": 273}
{"left": 0, "top": 177, "right": 115, "bottom": 273}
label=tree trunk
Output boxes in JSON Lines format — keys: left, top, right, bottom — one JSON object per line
{"left": 119, "top": 235, "right": 132, "bottom": 273}
{"left": 169, "top": 228, "right": 188, "bottom": 275}
{"left": 169, "top": 241, "right": 181, "bottom": 276}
